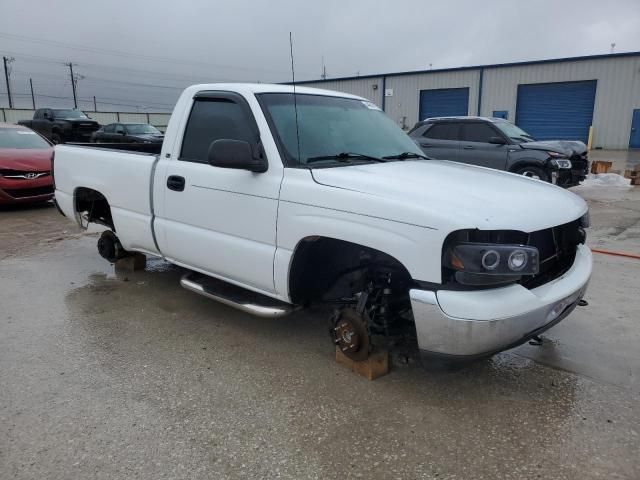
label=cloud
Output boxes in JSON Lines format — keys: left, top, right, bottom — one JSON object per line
{"left": 0, "top": 0, "right": 638, "bottom": 111}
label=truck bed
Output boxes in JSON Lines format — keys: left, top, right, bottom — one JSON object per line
{"left": 54, "top": 144, "right": 161, "bottom": 256}
{"left": 66, "top": 142, "right": 162, "bottom": 155}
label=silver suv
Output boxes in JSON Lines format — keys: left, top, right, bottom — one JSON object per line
{"left": 409, "top": 116, "right": 589, "bottom": 187}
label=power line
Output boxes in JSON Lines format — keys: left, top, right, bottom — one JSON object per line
{"left": 0, "top": 50, "right": 234, "bottom": 84}
{"left": 10, "top": 92, "right": 174, "bottom": 110}
{"left": 11, "top": 69, "right": 185, "bottom": 91}
{"left": 0, "top": 31, "right": 308, "bottom": 77}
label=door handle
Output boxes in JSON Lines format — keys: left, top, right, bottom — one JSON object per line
{"left": 420, "top": 142, "right": 432, "bottom": 147}
{"left": 167, "top": 175, "right": 185, "bottom": 192}
{"left": 463, "top": 145, "right": 475, "bottom": 150}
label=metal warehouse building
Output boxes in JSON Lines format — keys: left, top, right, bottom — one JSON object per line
{"left": 296, "top": 52, "right": 640, "bottom": 150}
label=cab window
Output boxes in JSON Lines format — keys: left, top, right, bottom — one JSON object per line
{"left": 180, "top": 98, "right": 255, "bottom": 163}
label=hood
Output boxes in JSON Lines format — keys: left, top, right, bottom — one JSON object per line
{"left": 0, "top": 148, "right": 53, "bottom": 171}
{"left": 520, "top": 140, "right": 587, "bottom": 157}
{"left": 310, "top": 160, "right": 587, "bottom": 233}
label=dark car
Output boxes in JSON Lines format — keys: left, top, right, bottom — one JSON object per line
{"left": 0, "top": 123, "right": 54, "bottom": 205}
{"left": 91, "top": 123, "right": 164, "bottom": 145}
{"left": 408, "top": 116, "right": 589, "bottom": 187}
{"left": 18, "top": 108, "right": 100, "bottom": 144}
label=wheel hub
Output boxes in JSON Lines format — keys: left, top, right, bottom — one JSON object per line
{"left": 331, "top": 308, "right": 370, "bottom": 361}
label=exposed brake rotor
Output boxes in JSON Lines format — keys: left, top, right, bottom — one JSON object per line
{"left": 331, "top": 307, "right": 370, "bottom": 361}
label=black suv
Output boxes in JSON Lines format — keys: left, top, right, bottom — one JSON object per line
{"left": 18, "top": 109, "right": 100, "bottom": 144}
{"left": 409, "top": 117, "right": 589, "bottom": 187}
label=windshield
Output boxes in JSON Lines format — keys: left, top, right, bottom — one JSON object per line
{"left": 0, "top": 128, "right": 51, "bottom": 149}
{"left": 126, "top": 124, "right": 161, "bottom": 134}
{"left": 494, "top": 120, "right": 536, "bottom": 143}
{"left": 53, "top": 109, "right": 89, "bottom": 119}
{"left": 257, "top": 93, "right": 424, "bottom": 167}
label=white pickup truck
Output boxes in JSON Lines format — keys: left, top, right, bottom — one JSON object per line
{"left": 54, "top": 83, "right": 592, "bottom": 362}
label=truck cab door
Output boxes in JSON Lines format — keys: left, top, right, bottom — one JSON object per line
{"left": 154, "top": 92, "right": 282, "bottom": 294}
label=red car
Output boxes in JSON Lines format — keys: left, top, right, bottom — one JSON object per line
{"left": 0, "top": 123, "right": 54, "bottom": 205}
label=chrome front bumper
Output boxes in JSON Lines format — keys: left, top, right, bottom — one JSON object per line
{"left": 410, "top": 245, "right": 592, "bottom": 358}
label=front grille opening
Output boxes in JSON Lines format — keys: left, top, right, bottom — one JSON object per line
{"left": 3, "top": 185, "right": 54, "bottom": 198}
{"left": 520, "top": 219, "right": 583, "bottom": 289}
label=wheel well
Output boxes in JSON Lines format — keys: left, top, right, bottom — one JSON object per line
{"left": 509, "top": 160, "right": 546, "bottom": 173}
{"left": 74, "top": 187, "right": 114, "bottom": 230}
{"left": 288, "top": 236, "right": 412, "bottom": 305}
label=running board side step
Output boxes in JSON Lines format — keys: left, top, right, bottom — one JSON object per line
{"left": 180, "top": 272, "right": 296, "bottom": 318}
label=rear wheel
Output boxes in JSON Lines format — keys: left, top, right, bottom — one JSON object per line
{"left": 97, "top": 230, "right": 129, "bottom": 262}
{"left": 51, "top": 132, "right": 63, "bottom": 145}
{"left": 515, "top": 165, "right": 549, "bottom": 182}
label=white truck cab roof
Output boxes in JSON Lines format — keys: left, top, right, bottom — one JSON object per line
{"left": 179, "top": 83, "right": 367, "bottom": 100}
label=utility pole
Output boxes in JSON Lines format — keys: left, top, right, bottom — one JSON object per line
{"left": 3, "top": 56, "right": 14, "bottom": 108}
{"left": 29, "top": 78, "right": 35, "bottom": 109}
{"left": 321, "top": 56, "right": 327, "bottom": 80}
{"left": 66, "top": 62, "right": 78, "bottom": 108}
{"left": 93, "top": 95, "right": 97, "bottom": 111}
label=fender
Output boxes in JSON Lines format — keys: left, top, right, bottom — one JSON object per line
{"left": 507, "top": 157, "right": 549, "bottom": 173}
{"left": 273, "top": 202, "right": 448, "bottom": 300}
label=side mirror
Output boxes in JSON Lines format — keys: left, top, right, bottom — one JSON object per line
{"left": 121, "top": 131, "right": 127, "bottom": 136}
{"left": 208, "top": 139, "right": 267, "bottom": 173}
{"left": 489, "top": 136, "right": 507, "bottom": 145}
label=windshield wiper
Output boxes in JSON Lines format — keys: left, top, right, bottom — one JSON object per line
{"left": 382, "top": 151, "right": 429, "bottom": 160}
{"left": 306, "top": 152, "right": 386, "bottom": 164}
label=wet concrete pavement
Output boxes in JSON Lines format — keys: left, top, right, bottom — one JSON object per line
{"left": 1, "top": 191, "right": 639, "bottom": 479}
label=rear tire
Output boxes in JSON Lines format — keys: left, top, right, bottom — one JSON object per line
{"left": 97, "top": 230, "right": 128, "bottom": 262}
{"left": 51, "top": 133, "right": 63, "bottom": 145}
{"left": 515, "top": 165, "right": 549, "bottom": 182}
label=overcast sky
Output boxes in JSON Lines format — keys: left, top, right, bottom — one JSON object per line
{"left": 1, "top": 0, "right": 639, "bottom": 112}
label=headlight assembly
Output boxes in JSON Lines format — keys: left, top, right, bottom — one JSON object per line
{"left": 446, "top": 243, "right": 539, "bottom": 275}
{"left": 550, "top": 158, "right": 572, "bottom": 169}
{"left": 444, "top": 243, "right": 539, "bottom": 286}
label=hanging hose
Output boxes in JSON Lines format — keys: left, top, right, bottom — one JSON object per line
{"left": 591, "top": 248, "right": 640, "bottom": 260}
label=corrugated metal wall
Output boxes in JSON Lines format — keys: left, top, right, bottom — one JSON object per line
{"left": 385, "top": 70, "right": 480, "bottom": 129}
{"left": 294, "top": 77, "right": 384, "bottom": 106}
{"left": 1, "top": 109, "right": 172, "bottom": 132}
{"left": 480, "top": 56, "right": 640, "bottom": 149}
{"left": 297, "top": 54, "right": 640, "bottom": 148}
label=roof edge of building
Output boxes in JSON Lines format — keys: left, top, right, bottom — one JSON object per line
{"left": 290, "top": 50, "right": 640, "bottom": 85}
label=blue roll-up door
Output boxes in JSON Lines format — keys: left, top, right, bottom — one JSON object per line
{"left": 515, "top": 80, "right": 597, "bottom": 142}
{"left": 419, "top": 88, "right": 469, "bottom": 121}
